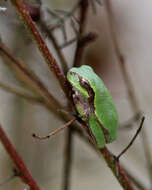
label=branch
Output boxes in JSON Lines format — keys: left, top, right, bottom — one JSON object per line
{"left": 0, "top": 124, "right": 40, "bottom": 190}
{"left": 73, "top": 126, "right": 148, "bottom": 190}
{"left": 39, "top": 19, "right": 69, "bottom": 73}
{"left": 74, "top": 0, "right": 89, "bottom": 67}
{"left": 77, "top": 120, "right": 135, "bottom": 190}
{"left": 62, "top": 128, "right": 74, "bottom": 190}
{"left": 10, "top": 0, "right": 70, "bottom": 99}
{"left": 0, "top": 81, "right": 44, "bottom": 104}
{"left": 0, "top": 40, "right": 63, "bottom": 114}
{"left": 59, "top": 32, "right": 97, "bottom": 49}
{"left": 124, "top": 167, "right": 148, "bottom": 190}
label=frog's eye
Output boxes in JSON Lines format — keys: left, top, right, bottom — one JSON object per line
{"left": 80, "top": 79, "right": 90, "bottom": 90}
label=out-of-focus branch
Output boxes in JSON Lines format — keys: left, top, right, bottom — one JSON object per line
{"left": 39, "top": 19, "right": 69, "bottom": 73}
{"left": 59, "top": 32, "right": 97, "bottom": 49}
{"left": 103, "top": 0, "right": 152, "bottom": 185}
{"left": 119, "top": 112, "right": 141, "bottom": 130}
{"left": 0, "top": 124, "right": 40, "bottom": 190}
{"left": 0, "top": 40, "right": 63, "bottom": 114}
{"left": 0, "top": 81, "right": 44, "bottom": 104}
{"left": 62, "top": 128, "right": 74, "bottom": 190}
{"left": 74, "top": 0, "right": 89, "bottom": 66}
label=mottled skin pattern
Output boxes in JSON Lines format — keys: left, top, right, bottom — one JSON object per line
{"left": 67, "top": 65, "right": 118, "bottom": 148}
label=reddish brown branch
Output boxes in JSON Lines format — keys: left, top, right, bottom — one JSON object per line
{"left": 100, "top": 147, "right": 135, "bottom": 190}
{"left": 0, "top": 125, "right": 40, "bottom": 190}
{"left": 77, "top": 120, "right": 135, "bottom": 190}
{"left": 10, "top": 0, "right": 70, "bottom": 98}
{"left": 73, "top": 126, "right": 146, "bottom": 190}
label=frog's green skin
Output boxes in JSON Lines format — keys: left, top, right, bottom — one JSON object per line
{"left": 67, "top": 65, "right": 118, "bottom": 148}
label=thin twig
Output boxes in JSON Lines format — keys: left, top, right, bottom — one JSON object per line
{"left": 32, "top": 118, "right": 76, "bottom": 140}
{"left": 39, "top": 19, "right": 69, "bottom": 73}
{"left": 103, "top": 0, "right": 152, "bottom": 185}
{"left": 47, "top": 1, "right": 80, "bottom": 31}
{"left": 117, "top": 116, "right": 145, "bottom": 160}
{"left": 59, "top": 37, "right": 78, "bottom": 49}
{"left": 60, "top": 32, "right": 97, "bottom": 49}
{"left": 0, "top": 124, "right": 40, "bottom": 190}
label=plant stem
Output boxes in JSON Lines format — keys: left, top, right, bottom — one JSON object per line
{"left": 73, "top": 126, "right": 147, "bottom": 190}
{"left": 0, "top": 125, "right": 40, "bottom": 190}
{"left": 10, "top": 0, "right": 70, "bottom": 99}
{"left": 0, "top": 81, "right": 44, "bottom": 104}
{"left": 39, "top": 20, "right": 69, "bottom": 73}
{"left": 62, "top": 127, "right": 74, "bottom": 190}
{"left": 74, "top": 0, "right": 89, "bottom": 66}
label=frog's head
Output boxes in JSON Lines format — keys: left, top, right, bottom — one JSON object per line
{"left": 67, "top": 70, "right": 89, "bottom": 98}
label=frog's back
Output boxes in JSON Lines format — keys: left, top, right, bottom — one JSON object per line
{"left": 69, "top": 65, "right": 118, "bottom": 143}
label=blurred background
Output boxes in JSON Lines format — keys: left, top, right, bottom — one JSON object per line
{"left": 0, "top": 0, "right": 151, "bottom": 190}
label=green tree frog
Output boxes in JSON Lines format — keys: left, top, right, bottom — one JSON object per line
{"left": 67, "top": 65, "right": 118, "bottom": 148}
